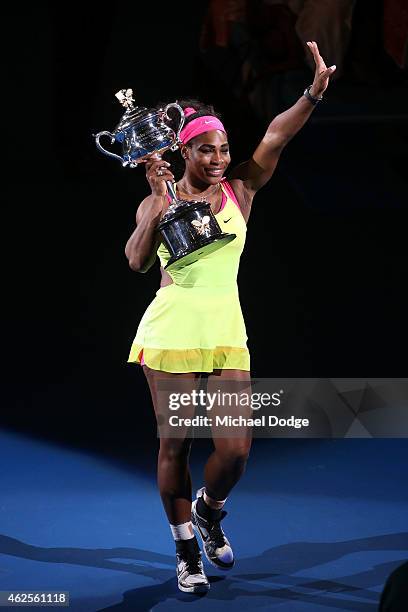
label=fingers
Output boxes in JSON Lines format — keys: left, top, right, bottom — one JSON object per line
{"left": 146, "top": 160, "right": 174, "bottom": 183}
{"left": 145, "top": 153, "right": 162, "bottom": 169}
{"left": 306, "top": 40, "right": 320, "bottom": 56}
{"left": 149, "top": 168, "right": 175, "bottom": 183}
{"left": 318, "top": 65, "right": 337, "bottom": 83}
{"left": 153, "top": 168, "right": 175, "bottom": 182}
{"left": 144, "top": 153, "right": 175, "bottom": 196}
{"left": 325, "top": 65, "right": 336, "bottom": 77}
{"left": 307, "top": 40, "right": 326, "bottom": 70}
{"left": 146, "top": 157, "right": 173, "bottom": 177}
{"left": 146, "top": 159, "right": 170, "bottom": 173}
{"left": 145, "top": 154, "right": 167, "bottom": 170}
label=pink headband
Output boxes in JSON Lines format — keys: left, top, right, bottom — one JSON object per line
{"left": 179, "top": 106, "right": 227, "bottom": 144}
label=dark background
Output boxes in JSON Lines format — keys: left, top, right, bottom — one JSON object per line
{"left": 4, "top": 1, "right": 407, "bottom": 459}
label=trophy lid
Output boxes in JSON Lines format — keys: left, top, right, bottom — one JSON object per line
{"left": 113, "top": 88, "right": 158, "bottom": 134}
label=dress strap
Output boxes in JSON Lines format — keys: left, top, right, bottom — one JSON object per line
{"left": 220, "top": 178, "right": 241, "bottom": 210}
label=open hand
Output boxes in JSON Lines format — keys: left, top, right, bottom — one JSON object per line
{"left": 306, "top": 41, "right": 336, "bottom": 98}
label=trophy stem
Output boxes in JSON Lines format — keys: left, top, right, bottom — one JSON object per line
{"left": 166, "top": 180, "right": 178, "bottom": 203}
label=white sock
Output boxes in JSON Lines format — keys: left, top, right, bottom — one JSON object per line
{"left": 170, "top": 521, "right": 195, "bottom": 541}
{"left": 203, "top": 489, "right": 227, "bottom": 510}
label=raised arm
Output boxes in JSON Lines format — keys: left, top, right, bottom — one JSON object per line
{"left": 228, "top": 41, "right": 336, "bottom": 195}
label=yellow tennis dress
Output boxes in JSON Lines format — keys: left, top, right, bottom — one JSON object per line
{"left": 127, "top": 179, "right": 250, "bottom": 373}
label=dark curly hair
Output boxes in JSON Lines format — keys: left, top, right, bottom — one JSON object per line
{"left": 155, "top": 98, "right": 224, "bottom": 181}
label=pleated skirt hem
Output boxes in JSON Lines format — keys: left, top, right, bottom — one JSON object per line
{"left": 127, "top": 343, "right": 250, "bottom": 373}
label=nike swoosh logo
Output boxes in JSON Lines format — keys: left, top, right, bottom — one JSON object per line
{"left": 204, "top": 120, "right": 216, "bottom": 124}
{"left": 223, "top": 217, "right": 232, "bottom": 223}
{"left": 196, "top": 522, "right": 209, "bottom": 542}
{"left": 193, "top": 511, "right": 210, "bottom": 541}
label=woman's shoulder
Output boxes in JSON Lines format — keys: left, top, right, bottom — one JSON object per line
{"left": 222, "top": 178, "right": 252, "bottom": 223}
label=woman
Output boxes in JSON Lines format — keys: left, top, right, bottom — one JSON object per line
{"left": 125, "top": 41, "right": 335, "bottom": 594}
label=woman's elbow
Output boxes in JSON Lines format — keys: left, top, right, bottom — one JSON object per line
{"left": 125, "top": 238, "right": 157, "bottom": 273}
{"left": 124, "top": 246, "right": 141, "bottom": 272}
{"left": 128, "top": 259, "right": 141, "bottom": 272}
{"left": 127, "top": 253, "right": 153, "bottom": 273}
{"left": 127, "top": 253, "right": 144, "bottom": 272}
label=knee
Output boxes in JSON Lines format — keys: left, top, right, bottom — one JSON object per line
{"left": 216, "top": 441, "right": 251, "bottom": 466}
{"left": 159, "top": 438, "right": 193, "bottom": 463}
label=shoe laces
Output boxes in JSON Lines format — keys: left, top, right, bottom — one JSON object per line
{"left": 208, "top": 510, "right": 228, "bottom": 548}
{"left": 181, "top": 551, "right": 203, "bottom": 575}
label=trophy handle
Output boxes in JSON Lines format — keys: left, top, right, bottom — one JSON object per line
{"left": 94, "top": 131, "right": 127, "bottom": 166}
{"left": 163, "top": 103, "right": 185, "bottom": 150}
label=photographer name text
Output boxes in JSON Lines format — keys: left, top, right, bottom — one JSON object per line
{"left": 168, "top": 415, "right": 310, "bottom": 429}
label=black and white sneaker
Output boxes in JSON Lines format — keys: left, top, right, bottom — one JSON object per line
{"left": 191, "top": 487, "right": 234, "bottom": 570}
{"left": 176, "top": 549, "right": 210, "bottom": 593}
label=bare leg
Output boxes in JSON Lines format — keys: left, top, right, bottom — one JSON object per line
{"left": 143, "top": 365, "right": 202, "bottom": 524}
{"left": 203, "top": 369, "right": 253, "bottom": 501}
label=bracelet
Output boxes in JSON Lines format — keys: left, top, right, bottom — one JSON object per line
{"left": 303, "top": 84, "right": 323, "bottom": 105}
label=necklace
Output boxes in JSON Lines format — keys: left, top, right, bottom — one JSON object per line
{"left": 176, "top": 181, "right": 221, "bottom": 202}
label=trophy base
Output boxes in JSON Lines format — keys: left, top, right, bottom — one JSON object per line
{"left": 164, "top": 233, "right": 236, "bottom": 271}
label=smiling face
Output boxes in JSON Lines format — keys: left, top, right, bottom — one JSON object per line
{"left": 182, "top": 130, "right": 231, "bottom": 186}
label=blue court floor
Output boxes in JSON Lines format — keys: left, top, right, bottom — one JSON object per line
{"left": 0, "top": 430, "right": 407, "bottom": 611}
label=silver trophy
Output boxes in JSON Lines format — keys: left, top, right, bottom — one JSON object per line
{"left": 94, "top": 88, "right": 184, "bottom": 171}
{"left": 94, "top": 89, "right": 236, "bottom": 270}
